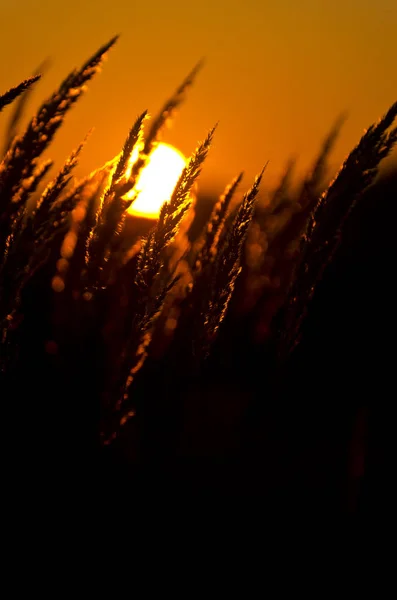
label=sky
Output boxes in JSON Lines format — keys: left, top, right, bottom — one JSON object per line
{"left": 0, "top": 0, "right": 396, "bottom": 197}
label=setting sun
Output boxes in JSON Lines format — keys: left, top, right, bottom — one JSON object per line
{"left": 126, "top": 143, "right": 186, "bottom": 220}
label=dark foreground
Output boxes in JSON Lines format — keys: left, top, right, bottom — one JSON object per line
{"left": 3, "top": 169, "right": 396, "bottom": 521}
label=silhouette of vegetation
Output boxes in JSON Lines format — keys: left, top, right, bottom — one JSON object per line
{"left": 0, "top": 37, "right": 395, "bottom": 514}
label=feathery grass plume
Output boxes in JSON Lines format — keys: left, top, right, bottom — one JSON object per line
{"left": 2, "top": 61, "right": 50, "bottom": 156}
{"left": 1, "top": 140, "right": 85, "bottom": 312}
{"left": 47, "top": 159, "right": 116, "bottom": 306}
{"left": 203, "top": 169, "right": 265, "bottom": 343}
{"left": 161, "top": 173, "right": 245, "bottom": 366}
{"left": 144, "top": 60, "right": 204, "bottom": 154}
{"left": 240, "top": 116, "right": 346, "bottom": 339}
{"left": 2, "top": 146, "right": 95, "bottom": 302}
{"left": 0, "top": 76, "right": 41, "bottom": 114}
{"left": 0, "top": 151, "right": 106, "bottom": 346}
{"left": 259, "top": 114, "right": 344, "bottom": 254}
{"left": 85, "top": 111, "right": 148, "bottom": 286}
{"left": 228, "top": 159, "right": 296, "bottom": 322}
{"left": 219, "top": 168, "right": 266, "bottom": 281}
{"left": 11, "top": 158, "right": 53, "bottom": 210}
{"left": 61, "top": 172, "right": 110, "bottom": 293}
{"left": 0, "top": 36, "right": 117, "bottom": 213}
{"left": 285, "top": 113, "right": 347, "bottom": 240}
{"left": 255, "top": 113, "right": 345, "bottom": 259}
{"left": 246, "top": 157, "right": 296, "bottom": 276}
{"left": 33, "top": 137, "right": 87, "bottom": 227}
{"left": 193, "top": 172, "right": 244, "bottom": 275}
{"left": 0, "top": 159, "right": 53, "bottom": 293}
{"left": 135, "top": 126, "right": 217, "bottom": 295}
{"left": 278, "top": 100, "right": 397, "bottom": 361}
{"left": 113, "top": 113, "right": 148, "bottom": 185}
{"left": 0, "top": 155, "right": 53, "bottom": 277}
{"left": 36, "top": 155, "right": 117, "bottom": 248}
{"left": 121, "top": 61, "right": 204, "bottom": 214}
{"left": 307, "top": 103, "right": 396, "bottom": 242}
{"left": 60, "top": 160, "right": 117, "bottom": 274}
{"left": 182, "top": 168, "right": 265, "bottom": 361}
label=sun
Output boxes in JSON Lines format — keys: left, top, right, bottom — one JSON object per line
{"left": 126, "top": 142, "right": 187, "bottom": 220}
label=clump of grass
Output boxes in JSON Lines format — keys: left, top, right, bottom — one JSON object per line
{"left": 232, "top": 114, "right": 347, "bottom": 341}
{"left": 277, "top": 102, "right": 397, "bottom": 360}
{"left": 85, "top": 110, "right": 148, "bottom": 288}
{"left": 199, "top": 168, "right": 266, "bottom": 357}
{"left": 0, "top": 36, "right": 395, "bottom": 453}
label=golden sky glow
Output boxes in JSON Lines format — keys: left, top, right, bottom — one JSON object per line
{"left": 1, "top": 1, "right": 396, "bottom": 197}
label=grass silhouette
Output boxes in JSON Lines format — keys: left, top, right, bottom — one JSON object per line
{"left": 0, "top": 38, "right": 395, "bottom": 513}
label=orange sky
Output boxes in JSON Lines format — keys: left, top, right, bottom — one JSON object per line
{"left": 1, "top": 0, "right": 396, "bottom": 197}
